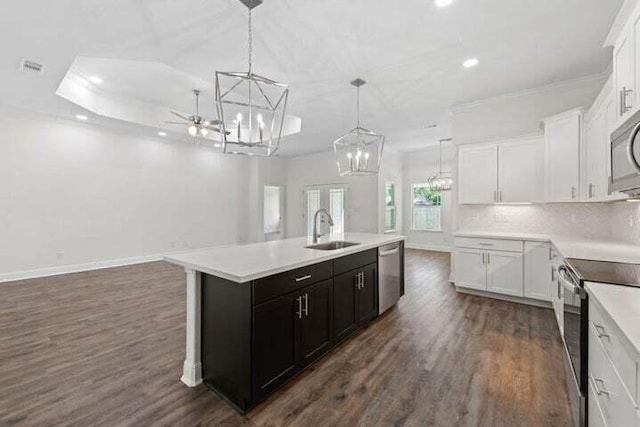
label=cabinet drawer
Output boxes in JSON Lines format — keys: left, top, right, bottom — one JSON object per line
{"left": 588, "top": 321, "right": 637, "bottom": 427}
{"left": 333, "top": 249, "right": 377, "bottom": 276}
{"left": 454, "top": 237, "right": 523, "bottom": 253}
{"left": 590, "top": 300, "right": 638, "bottom": 405}
{"left": 253, "top": 261, "right": 332, "bottom": 305}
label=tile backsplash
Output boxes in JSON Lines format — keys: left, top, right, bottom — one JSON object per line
{"left": 458, "top": 203, "right": 640, "bottom": 242}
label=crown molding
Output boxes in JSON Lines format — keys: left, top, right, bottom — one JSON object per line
{"left": 604, "top": 0, "right": 640, "bottom": 47}
{"left": 450, "top": 72, "right": 609, "bottom": 113}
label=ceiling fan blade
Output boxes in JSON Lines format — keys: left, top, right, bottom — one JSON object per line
{"left": 204, "top": 126, "right": 230, "bottom": 135}
{"left": 170, "top": 111, "right": 191, "bottom": 121}
{"left": 164, "top": 121, "right": 188, "bottom": 125}
{"left": 203, "top": 119, "right": 222, "bottom": 126}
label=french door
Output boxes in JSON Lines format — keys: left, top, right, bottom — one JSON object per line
{"left": 302, "top": 184, "right": 349, "bottom": 237}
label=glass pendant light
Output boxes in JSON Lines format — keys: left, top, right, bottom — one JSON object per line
{"left": 334, "top": 79, "right": 385, "bottom": 176}
{"left": 215, "top": 0, "right": 289, "bottom": 156}
{"left": 428, "top": 138, "right": 453, "bottom": 191}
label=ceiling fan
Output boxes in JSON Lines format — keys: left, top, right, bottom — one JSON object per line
{"left": 165, "top": 90, "right": 226, "bottom": 138}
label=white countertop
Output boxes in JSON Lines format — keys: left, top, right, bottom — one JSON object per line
{"left": 164, "top": 233, "right": 406, "bottom": 283}
{"left": 586, "top": 282, "right": 640, "bottom": 356}
{"left": 454, "top": 231, "right": 640, "bottom": 264}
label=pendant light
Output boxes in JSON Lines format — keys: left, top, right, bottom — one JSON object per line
{"left": 333, "top": 78, "right": 385, "bottom": 176}
{"left": 428, "top": 138, "right": 453, "bottom": 191}
{"left": 215, "top": 0, "right": 289, "bottom": 156}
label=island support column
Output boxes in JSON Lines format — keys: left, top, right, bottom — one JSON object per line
{"left": 181, "top": 268, "right": 203, "bottom": 386}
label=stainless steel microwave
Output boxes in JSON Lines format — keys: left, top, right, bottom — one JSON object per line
{"left": 611, "top": 109, "right": 640, "bottom": 197}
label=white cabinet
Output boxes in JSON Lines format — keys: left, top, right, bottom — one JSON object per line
{"left": 454, "top": 238, "right": 524, "bottom": 297}
{"left": 486, "top": 250, "right": 524, "bottom": 297}
{"left": 498, "top": 139, "right": 544, "bottom": 203}
{"left": 453, "top": 248, "right": 486, "bottom": 291}
{"left": 614, "top": 32, "right": 634, "bottom": 122}
{"left": 544, "top": 109, "right": 582, "bottom": 202}
{"left": 458, "top": 137, "right": 544, "bottom": 204}
{"left": 524, "top": 242, "right": 552, "bottom": 301}
{"left": 458, "top": 144, "right": 498, "bottom": 204}
{"left": 550, "top": 246, "right": 563, "bottom": 334}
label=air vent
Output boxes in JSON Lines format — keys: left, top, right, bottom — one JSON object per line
{"left": 19, "top": 59, "right": 44, "bottom": 74}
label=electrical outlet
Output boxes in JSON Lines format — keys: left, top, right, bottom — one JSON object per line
{"left": 56, "top": 251, "right": 64, "bottom": 260}
{"left": 494, "top": 212, "right": 510, "bottom": 223}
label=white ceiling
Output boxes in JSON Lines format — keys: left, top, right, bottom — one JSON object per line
{"left": 0, "top": 0, "right": 623, "bottom": 156}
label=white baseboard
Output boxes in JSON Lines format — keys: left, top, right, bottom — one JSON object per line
{"left": 455, "top": 286, "right": 553, "bottom": 309}
{"left": 405, "top": 243, "right": 452, "bottom": 253}
{"left": 0, "top": 253, "right": 165, "bottom": 284}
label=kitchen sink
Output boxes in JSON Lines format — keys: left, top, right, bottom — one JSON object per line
{"left": 305, "top": 241, "right": 360, "bottom": 251}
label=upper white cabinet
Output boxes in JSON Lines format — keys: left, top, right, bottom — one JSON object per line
{"left": 498, "top": 139, "right": 544, "bottom": 203}
{"left": 458, "top": 144, "right": 498, "bottom": 204}
{"left": 458, "top": 136, "right": 544, "bottom": 204}
{"left": 606, "top": 0, "right": 640, "bottom": 127}
{"left": 544, "top": 109, "right": 582, "bottom": 203}
{"left": 614, "top": 33, "right": 634, "bottom": 122}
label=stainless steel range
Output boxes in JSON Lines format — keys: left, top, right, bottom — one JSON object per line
{"left": 558, "top": 258, "right": 640, "bottom": 427}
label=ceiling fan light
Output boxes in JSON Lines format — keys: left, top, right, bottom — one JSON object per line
{"left": 188, "top": 125, "right": 198, "bottom": 137}
{"left": 200, "top": 128, "right": 209, "bottom": 137}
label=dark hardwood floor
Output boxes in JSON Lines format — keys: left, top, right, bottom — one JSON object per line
{"left": 0, "top": 250, "right": 571, "bottom": 426}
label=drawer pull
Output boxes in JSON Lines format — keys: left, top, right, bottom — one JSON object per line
{"left": 479, "top": 242, "right": 494, "bottom": 246}
{"left": 593, "top": 378, "right": 610, "bottom": 396}
{"left": 295, "top": 275, "right": 312, "bottom": 282}
{"left": 594, "top": 324, "right": 610, "bottom": 339}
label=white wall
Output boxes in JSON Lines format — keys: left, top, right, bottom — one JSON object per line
{"left": 0, "top": 111, "right": 253, "bottom": 278}
{"left": 285, "top": 151, "right": 379, "bottom": 238}
{"left": 402, "top": 146, "right": 455, "bottom": 251}
{"left": 452, "top": 74, "right": 607, "bottom": 145}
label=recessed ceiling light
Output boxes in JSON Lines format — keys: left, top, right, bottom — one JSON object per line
{"left": 75, "top": 114, "right": 88, "bottom": 121}
{"left": 435, "top": 0, "right": 453, "bottom": 7}
{"left": 89, "top": 76, "right": 103, "bottom": 85}
{"left": 214, "top": 143, "right": 222, "bottom": 148}
{"left": 158, "top": 131, "right": 167, "bottom": 137}
{"left": 463, "top": 58, "right": 479, "bottom": 68}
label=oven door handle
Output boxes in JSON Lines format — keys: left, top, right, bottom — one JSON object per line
{"left": 558, "top": 265, "right": 586, "bottom": 299}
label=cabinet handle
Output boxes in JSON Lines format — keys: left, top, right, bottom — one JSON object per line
{"left": 359, "top": 272, "right": 364, "bottom": 290}
{"left": 295, "top": 274, "right": 312, "bottom": 282}
{"left": 303, "top": 293, "right": 309, "bottom": 317}
{"left": 557, "top": 280, "right": 562, "bottom": 300}
{"left": 594, "top": 324, "right": 609, "bottom": 339}
{"left": 499, "top": 190, "right": 503, "bottom": 202}
{"left": 482, "top": 252, "right": 485, "bottom": 265}
{"left": 551, "top": 267, "right": 555, "bottom": 282}
{"left": 548, "top": 246, "right": 552, "bottom": 261}
{"left": 296, "top": 296, "right": 303, "bottom": 319}
{"left": 487, "top": 252, "right": 490, "bottom": 265}
{"left": 593, "top": 378, "right": 610, "bottom": 396}
{"left": 571, "top": 186, "right": 576, "bottom": 200}
{"left": 621, "top": 87, "right": 633, "bottom": 115}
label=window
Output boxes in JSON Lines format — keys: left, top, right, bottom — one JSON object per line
{"left": 411, "top": 184, "right": 441, "bottom": 231}
{"left": 263, "top": 186, "right": 283, "bottom": 239}
{"left": 384, "top": 182, "right": 396, "bottom": 232}
{"left": 303, "top": 184, "right": 348, "bottom": 236}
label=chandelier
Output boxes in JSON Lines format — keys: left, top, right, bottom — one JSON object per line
{"left": 333, "top": 79, "right": 385, "bottom": 176}
{"left": 428, "top": 138, "right": 453, "bottom": 191}
{"left": 215, "top": 0, "right": 289, "bottom": 156}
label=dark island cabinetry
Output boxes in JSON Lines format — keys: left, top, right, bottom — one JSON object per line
{"left": 201, "top": 246, "right": 403, "bottom": 413}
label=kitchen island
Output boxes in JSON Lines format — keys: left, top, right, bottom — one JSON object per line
{"left": 165, "top": 232, "right": 405, "bottom": 412}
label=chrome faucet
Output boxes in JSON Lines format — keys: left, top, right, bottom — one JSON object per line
{"left": 312, "top": 208, "right": 334, "bottom": 244}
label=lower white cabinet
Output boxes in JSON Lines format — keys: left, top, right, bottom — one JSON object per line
{"left": 454, "top": 248, "right": 486, "bottom": 291}
{"left": 454, "top": 238, "right": 524, "bottom": 297}
{"left": 486, "top": 250, "right": 524, "bottom": 297}
{"left": 524, "top": 242, "right": 552, "bottom": 301}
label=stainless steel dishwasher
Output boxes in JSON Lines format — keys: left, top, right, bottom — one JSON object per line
{"left": 378, "top": 242, "right": 402, "bottom": 314}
